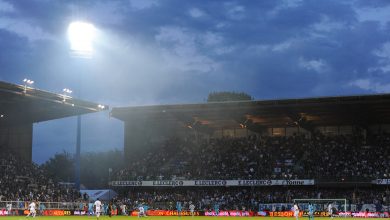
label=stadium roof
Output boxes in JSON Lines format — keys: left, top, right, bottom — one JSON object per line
{"left": 112, "top": 94, "right": 390, "bottom": 131}
{"left": 0, "top": 80, "right": 107, "bottom": 127}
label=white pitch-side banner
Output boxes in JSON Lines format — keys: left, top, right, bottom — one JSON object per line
{"left": 373, "top": 179, "right": 390, "bottom": 185}
{"left": 110, "top": 179, "right": 315, "bottom": 187}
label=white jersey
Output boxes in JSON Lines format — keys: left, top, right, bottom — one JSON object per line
{"left": 6, "top": 203, "right": 12, "bottom": 211}
{"left": 189, "top": 204, "right": 195, "bottom": 211}
{"left": 139, "top": 206, "right": 145, "bottom": 213}
{"left": 94, "top": 200, "right": 102, "bottom": 212}
{"left": 29, "top": 202, "right": 36, "bottom": 211}
{"left": 328, "top": 204, "right": 333, "bottom": 214}
{"left": 293, "top": 204, "right": 299, "bottom": 217}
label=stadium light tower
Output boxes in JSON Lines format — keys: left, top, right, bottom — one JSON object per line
{"left": 67, "top": 21, "right": 96, "bottom": 190}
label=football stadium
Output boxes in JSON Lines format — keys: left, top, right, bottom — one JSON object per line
{"left": 0, "top": 80, "right": 389, "bottom": 219}
{"left": 1, "top": 0, "right": 390, "bottom": 220}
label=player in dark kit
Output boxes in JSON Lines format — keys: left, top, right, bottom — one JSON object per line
{"left": 107, "top": 201, "right": 113, "bottom": 217}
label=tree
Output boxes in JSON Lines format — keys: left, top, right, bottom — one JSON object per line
{"left": 207, "top": 91, "right": 253, "bottom": 102}
{"left": 80, "top": 150, "right": 124, "bottom": 188}
{"left": 41, "top": 151, "right": 75, "bottom": 182}
{"left": 42, "top": 150, "right": 124, "bottom": 188}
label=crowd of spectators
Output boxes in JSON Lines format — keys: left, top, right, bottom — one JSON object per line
{"left": 0, "top": 152, "right": 81, "bottom": 202}
{"left": 114, "top": 132, "right": 390, "bottom": 181}
{"left": 110, "top": 132, "right": 390, "bottom": 211}
{"left": 113, "top": 187, "right": 389, "bottom": 211}
{"left": 0, "top": 131, "right": 389, "bottom": 212}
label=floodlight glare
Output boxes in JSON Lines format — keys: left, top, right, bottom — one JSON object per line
{"left": 63, "top": 88, "right": 73, "bottom": 94}
{"left": 62, "top": 88, "right": 73, "bottom": 102}
{"left": 68, "top": 21, "right": 96, "bottom": 56}
{"left": 23, "top": 78, "right": 34, "bottom": 85}
{"left": 23, "top": 78, "right": 34, "bottom": 94}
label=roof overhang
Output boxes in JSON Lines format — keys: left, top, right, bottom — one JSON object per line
{"left": 111, "top": 94, "right": 390, "bottom": 131}
{"left": 0, "top": 81, "right": 108, "bottom": 127}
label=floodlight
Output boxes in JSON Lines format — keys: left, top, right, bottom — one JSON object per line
{"left": 63, "top": 88, "right": 73, "bottom": 94}
{"left": 62, "top": 88, "right": 73, "bottom": 102}
{"left": 23, "top": 78, "right": 34, "bottom": 85}
{"left": 68, "top": 21, "right": 96, "bottom": 56}
{"left": 98, "top": 104, "right": 105, "bottom": 109}
{"left": 23, "top": 78, "right": 34, "bottom": 93}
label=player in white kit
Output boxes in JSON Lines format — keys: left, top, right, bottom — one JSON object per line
{"left": 94, "top": 198, "right": 102, "bottom": 219}
{"left": 6, "top": 203, "right": 12, "bottom": 216}
{"left": 138, "top": 205, "right": 147, "bottom": 217}
{"left": 293, "top": 203, "right": 299, "bottom": 220}
{"left": 189, "top": 203, "right": 195, "bottom": 217}
{"left": 26, "top": 200, "right": 36, "bottom": 218}
{"left": 328, "top": 203, "right": 334, "bottom": 219}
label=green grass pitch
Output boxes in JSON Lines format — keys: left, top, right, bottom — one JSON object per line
{"left": 7, "top": 217, "right": 368, "bottom": 220}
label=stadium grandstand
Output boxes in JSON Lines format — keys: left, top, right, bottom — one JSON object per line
{"left": 109, "top": 94, "right": 390, "bottom": 216}
{"left": 1, "top": 81, "right": 389, "bottom": 217}
{"left": 0, "top": 80, "right": 108, "bottom": 215}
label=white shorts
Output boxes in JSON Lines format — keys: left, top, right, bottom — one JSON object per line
{"left": 294, "top": 211, "right": 299, "bottom": 217}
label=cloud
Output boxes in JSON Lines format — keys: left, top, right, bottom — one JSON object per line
{"left": 189, "top": 8, "right": 205, "bottom": 18}
{"left": 224, "top": 2, "right": 246, "bottom": 20}
{"left": 372, "top": 42, "right": 390, "bottom": 72}
{"left": 312, "top": 15, "right": 346, "bottom": 32}
{"left": 355, "top": 4, "right": 390, "bottom": 28}
{"left": 155, "top": 26, "right": 220, "bottom": 73}
{"left": 299, "top": 57, "right": 328, "bottom": 73}
{"left": 0, "top": 0, "right": 13, "bottom": 12}
{"left": 70, "top": 1, "right": 125, "bottom": 26}
{"left": 129, "top": 0, "right": 159, "bottom": 10}
{"left": 373, "top": 41, "right": 390, "bottom": 58}
{"left": 355, "top": 0, "right": 390, "bottom": 8}
{"left": 202, "top": 32, "right": 223, "bottom": 46}
{"left": 269, "top": 0, "right": 303, "bottom": 16}
{"left": 0, "top": 17, "right": 54, "bottom": 42}
{"left": 272, "top": 40, "right": 293, "bottom": 52}
{"left": 349, "top": 78, "right": 390, "bottom": 93}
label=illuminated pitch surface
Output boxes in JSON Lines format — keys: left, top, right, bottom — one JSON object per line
{"left": 10, "top": 217, "right": 383, "bottom": 220}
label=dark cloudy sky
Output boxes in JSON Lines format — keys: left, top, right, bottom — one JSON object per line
{"left": 0, "top": 0, "right": 389, "bottom": 164}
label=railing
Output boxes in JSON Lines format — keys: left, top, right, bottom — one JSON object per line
{"left": 258, "top": 203, "right": 390, "bottom": 212}
{"left": 0, "top": 201, "right": 81, "bottom": 210}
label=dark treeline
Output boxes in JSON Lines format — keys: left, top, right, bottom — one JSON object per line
{"left": 207, "top": 91, "right": 253, "bottom": 102}
{"left": 41, "top": 150, "right": 124, "bottom": 189}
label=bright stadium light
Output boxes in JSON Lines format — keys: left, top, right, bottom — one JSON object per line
{"left": 62, "top": 88, "right": 73, "bottom": 102}
{"left": 23, "top": 78, "right": 34, "bottom": 93}
{"left": 23, "top": 78, "right": 34, "bottom": 84}
{"left": 67, "top": 21, "right": 96, "bottom": 57}
{"left": 98, "top": 104, "right": 105, "bottom": 109}
{"left": 63, "top": 88, "right": 73, "bottom": 94}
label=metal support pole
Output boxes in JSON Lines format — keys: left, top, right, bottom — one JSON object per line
{"left": 75, "top": 114, "right": 81, "bottom": 190}
{"left": 108, "top": 168, "right": 111, "bottom": 202}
